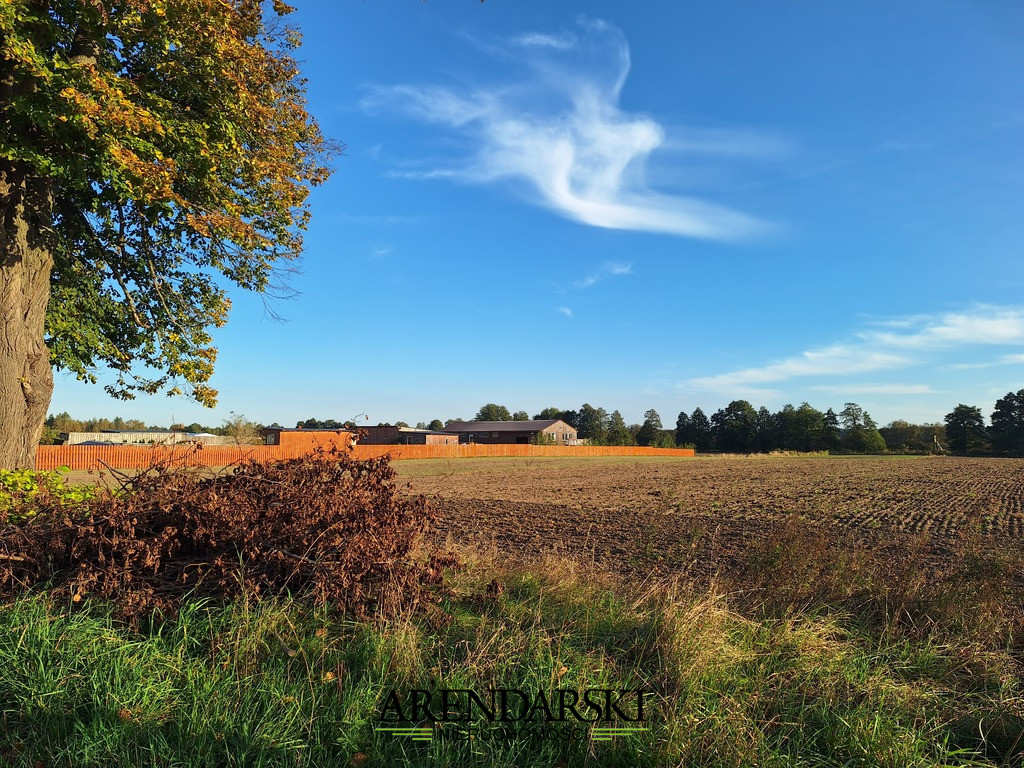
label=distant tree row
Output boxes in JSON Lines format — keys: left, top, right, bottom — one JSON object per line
{"left": 457, "top": 390, "right": 1024, "bottom": 456}
{"left": 415, "top": 420, "right": 446, "bottom": 431}
{"left": 457, "top": 402, "right": 671, "bottom": 447}
{"left": 944, "top": 390, "right": 1024, "bottom": 456}
{"left": 42, "top": 411, "right": 264, "bottom": 445}
{"left": 41, "top": 389, "right": 1024, "bottom": 456}
{"left": 673, "top": 401, "right": 881, "bottom": 454}
{"left": 44, "top": 413, "right": 153, "bottom": 437}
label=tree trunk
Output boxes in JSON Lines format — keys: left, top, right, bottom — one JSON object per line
{"left": 0, "top": 164, "right": 54, "bottom": 469}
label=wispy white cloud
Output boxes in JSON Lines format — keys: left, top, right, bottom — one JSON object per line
{"left": 557, "top": 306, "right": 573, "bottom": 318}
{"left": 867, "top": 308, "right": 1024, "bottom": 350}
{"left": 575, "top": 261, "right": 632, "bottom": 289}
{"left": 945, "top": 352, "right": 1024, "bottom": 370}
{"left": 370, "top": 245, "right": 393, "bottom": 258}
{"left": 689, "top": 346, "right": 910, "bottom": 392}
{"left": 686, "top": 305, "right": 1024, "bottom": 396}
{"left": 944, "top": 362, "right": 994, "bottom": 371}
{"left": 810, "top": 384, "right": 935, "bottom": 396}
{"left": 362, "top": 19, "right": 773, "bottom": 241}
{"left": 384, "top": 169, "right": 458, "bottom": 180}
{"left": 514, "top": 32, "right": 577, "bottom": 50}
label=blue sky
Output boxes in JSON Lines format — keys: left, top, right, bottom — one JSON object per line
{"left": 53, "top": 1, "right": 1024, "bottom": 428}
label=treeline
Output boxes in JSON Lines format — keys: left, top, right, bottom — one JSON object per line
{"left": 41, "top": 412, "right": 263, "bottom": 445}
{"left": 42, "top": 389, "right": 1024, "bottom": 456}
{"left": 44, "top": 414, "right": 154, "bottom": 438}
{"left": 454, "top": 391, "right": 1024, "bottom": 456}
{"left": 943, "top": 391, "right": 1024, "bottom": 456}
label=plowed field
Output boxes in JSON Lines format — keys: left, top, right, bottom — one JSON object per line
{"left": 396, "top": 455, "right": 1024, "bottom": 578}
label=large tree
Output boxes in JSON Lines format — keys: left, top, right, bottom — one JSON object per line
{"left": 711, "top": 400, "right": 757, "bottom": 453}
{"left": 690, "top": 407, "right": 712, "bottom": 452}
{"left": 474, "top": 403, "right": 512, "bottom": 421}
{"left": 534, "top": 407, "right": 579, "bottom": 429}
{"left": 1, "top": 0, "right": 330, "bottom": 467}
{"left": 606, "top": 409, "right": 633, "bottom": 446}
{"left": 792, "top": 402, "right": 825, "bottom": 452}
{"left": 990, "top": 390, "right": 1024, "bottom": 457}
{"left": 821, "top": 407, "right": 841, "bottom": 451}
{"left": 756, "top": 405, "right": 778, "bottom": 452}
{"left": 839, "top": 402, "right": 886, "bottom": 454}
{"left": 674, "top": 410, "right": 691, "bottom": 447}
{"left": 635, "top": 408, "right": 662, "bottom": 447}
{"left": 576, "top": 403, "right": 608, "bottom": 444}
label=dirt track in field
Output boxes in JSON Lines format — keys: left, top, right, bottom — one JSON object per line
{"left": 396, "top": 456, "right": 1024, "bottom": 579}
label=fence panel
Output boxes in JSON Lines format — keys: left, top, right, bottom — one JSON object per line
{"left": 36, "top": 443, "right": 694, "bottom": 471}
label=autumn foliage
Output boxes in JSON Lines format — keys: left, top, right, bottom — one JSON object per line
{"left": 1, "top": 0, "right": 331, "bottom": 467}
{"left": 0, "top": 450, "right": 459, "bottom": 623}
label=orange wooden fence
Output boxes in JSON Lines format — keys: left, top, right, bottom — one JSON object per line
{"left": 351, "top": 444, "right": 695, "bottom": 461}
{"left": 36, "top": 443, "right": 694, "bottom": 471}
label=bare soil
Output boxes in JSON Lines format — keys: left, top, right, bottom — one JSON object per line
{"left": 396, "top": 455, "right": 1024, "bottom": 579}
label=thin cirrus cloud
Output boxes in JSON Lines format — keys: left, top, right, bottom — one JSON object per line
{"left": 575, "top": 261, "right": 632, "bottom": 289}
{"left": 514, "top": 31, "right": 578, "bottom": 50}
{"left": 686, "top": 306, "right": 1024, "bottom": 398}
{"left": 362, "top": 19, "right": 773, "bottom": 241}
{"left": 810, "top": 384, "right": 935, "bottom": 396}
{"left": 946, "top": 353, "right": 1024, "bottom": 370}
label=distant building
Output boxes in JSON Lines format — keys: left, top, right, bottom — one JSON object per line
{"left": 59, "top": 431, "right": 233, "bottom": 446}
{"left": 358, "top": 426, "right": 459, "bottom": 445}
{"left": 442, "top": 419, "right": 578, "bottom": 445}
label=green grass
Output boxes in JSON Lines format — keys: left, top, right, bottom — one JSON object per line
{"left": 0, "top": 560, "right": 1019, "bottom": 768}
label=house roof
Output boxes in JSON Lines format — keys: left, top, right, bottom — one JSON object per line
{"left": 443, "top": 419, "right": 569, "bottom": 433}
{"left": 99, "top": 429, "right": 171, "bottom": 434}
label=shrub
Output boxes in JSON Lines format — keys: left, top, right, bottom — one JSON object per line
{"left": 0, "top": 448, "right": 459, "bottom": 624}
{"left": 0, "top": 468, "right": 102, "bottom": 524}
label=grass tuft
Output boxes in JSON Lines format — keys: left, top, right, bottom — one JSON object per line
{"left": 0, "top": 554, "right": 1021, "bottom": 767}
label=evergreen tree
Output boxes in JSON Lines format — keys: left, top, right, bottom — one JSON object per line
{"left": 822, "top": 408, "right": 841, "bottom": 450}
{"left": 636, "top": 409, "right": 663, "bottom": 446}
{"left": 607, "top": 410, "right": 634, "bottom": 445}
{"left": 675, "top": 410, "right": 692, "bottom": 446}
{"left": 990, "top": 390, "right": 1024, "bottom": 457}
{"left": 690, "top": 408, "right": 712, "bottom": 451}
{"left": 756, "top": 406, "right": 777, "bottom": 452}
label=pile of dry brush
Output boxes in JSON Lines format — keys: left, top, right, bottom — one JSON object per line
{"left": 0, "top": 449, "right": 460, "bottom": 623}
